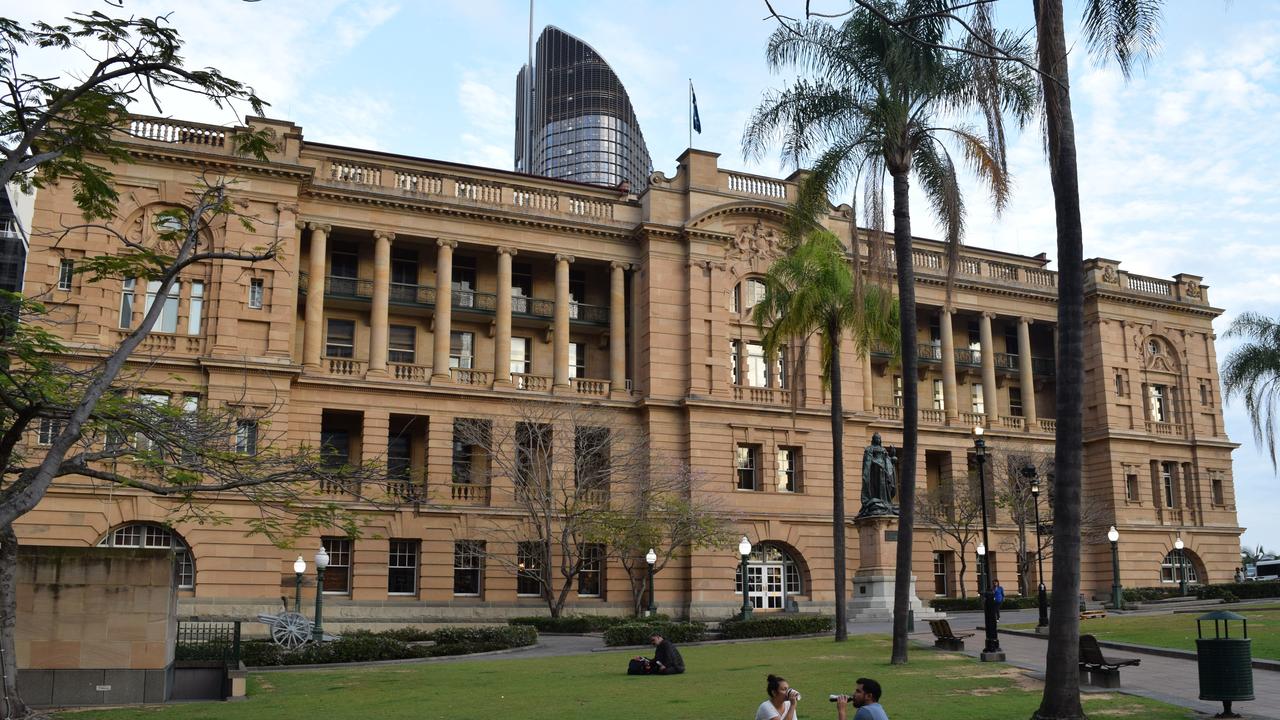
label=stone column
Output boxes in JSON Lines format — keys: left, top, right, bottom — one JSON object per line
{"left": 432, "top": 239, "right": 457, "bottom": 380}
{"left": 368, "top": 230, "right": 394, "bottom": 377}
{"left": 553, "top": 254, "right": 574, "bottom": 388}
{"left": 302, "top": 222, "right": 331, "bottom": 368}
{"left": 862, "top": 349, "right": 875, "bottom": 412}
{"left": 495, "top": 247, "right": 516, "bottom": 385}
{"left": 1017, "top": 317, "right": 1038, "bottom": 426}
{"left": 979, "top": 312, "right": 998, "bottom": 423}
{"left": 940, "top": 308, "right": 958, "bottom": 421}
{"left": 610, "top": 261, "right": 628, "bottom": 393}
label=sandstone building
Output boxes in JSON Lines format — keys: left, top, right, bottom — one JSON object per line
{"left": 15, "top": 115, "right": 1242, "bottom": 623}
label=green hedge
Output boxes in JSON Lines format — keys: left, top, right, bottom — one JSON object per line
{"left": 235, "top": 625, "right": 537, "bottom": 666}
{"left": 719, "top": 615, "right": 833, "bottom": 639}
{"left": 1198, "top": 582, "right": 1280, "bottom": 600}
{"left": 508, "top": 614, "right": 665, "bottom": 633}
{"left": 1123, "top": 586, "right": 1184, "bottom": 602}
{"left": 603, "top": 621, "right": 705, "bottom": 647}
{"left": 928, "top": 595, "right": 1044, "bottom": 611}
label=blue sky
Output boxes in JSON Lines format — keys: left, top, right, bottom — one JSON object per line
{"left": 16, "top": 1, "right": 1280, "bottom": 551}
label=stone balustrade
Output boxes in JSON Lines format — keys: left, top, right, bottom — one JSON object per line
{"left": 724, "top": 171, "right": 787, "bottom": 199}
{"left": 513, "top": 373, "right": 552, "bottom": 391}
{"left": 450, "top": 368, "right": 492, "bottom": 386}
{"left": 569, "top": 377, "right": 610, "bottom": 397}
{"left": 450, "top": 483, "right": 490, "bottom": 505}
{"left": 732, "top": 386, "right": 791, "bottom": 405}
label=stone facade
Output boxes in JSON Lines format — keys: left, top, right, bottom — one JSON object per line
{"left": 14, "top": 115, "right": 1241, "bottom": 624}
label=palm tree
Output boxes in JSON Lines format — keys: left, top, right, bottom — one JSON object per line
{"left": 752, "top": 229, "right": 898, "bottom": 641}
{"left": 1032, "top": 3, "right": 1161, "bottom": 717}
{"left": 1222, "top": 312, "right": 1280, "bottom": 470}
{"left": 744, "top": 0, "right": 1035, "bottom": 663}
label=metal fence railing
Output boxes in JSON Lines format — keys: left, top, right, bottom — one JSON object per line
{"left": 175, "top": 620, "right": 242, "bottom": 667}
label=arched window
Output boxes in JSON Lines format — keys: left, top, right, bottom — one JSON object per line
{"left": 735, "top": 543, "right": 806, "bottom": 610}
{"left": 98, "top": 524, "right": 194, "bottom": 589}
{"left": 1160, "top": 550, "right": 1199, "bottom": 585}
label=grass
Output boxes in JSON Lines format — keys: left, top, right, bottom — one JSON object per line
{"left": 60, "top": 636, "right": 1193, "bottom": 720}
{"left": 1010, "top": 606, "right": 1280, "bottom": 660}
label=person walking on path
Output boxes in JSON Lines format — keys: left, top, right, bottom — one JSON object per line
{"left": 835, "top": 678, "right": 888, "bottom": 720}
{"left": 756, "top": 674, "right": 800, "bottom": 720}
{"left": 993, "top": 581, "right": 1005, "bottom": 620}
{"left": 649, "top": 633, "right": 685, "bottom": 674}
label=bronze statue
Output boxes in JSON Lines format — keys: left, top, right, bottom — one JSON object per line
{"left": 858, "top": 433, "right": 898, "bottom": 517}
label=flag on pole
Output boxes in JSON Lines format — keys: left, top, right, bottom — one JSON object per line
{"left": 690, "top": 82, "right": 702, "bottom": 134}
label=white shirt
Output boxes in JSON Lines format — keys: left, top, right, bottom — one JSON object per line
{"left": 755, "top": 699, "right": 795, "bottom": 720}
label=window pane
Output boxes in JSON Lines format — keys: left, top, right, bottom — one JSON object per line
{"left": 120, "top": 278, "right": 136, "bottom": 328}
{"left": 388, "top": 540, "right": 418, "bottom": 595}
{"left": 450, "top": 332, "right": 474, "bottom": 368}
{"left": 188, "top": 281, "right": 204, "bottom": 334}
{"left": 248, "top": 278, "right": 264, "bottom": 309}
{"left": 321, "top": 538, "right": 352, "bottom": 593}
{"left": 389, "top": 325, "right": 416, "bottom": 364}
{"left": 326, "top": 319, "right": 355, "bottom": 358}
{"left": 453, "top": 540, "right": 484, "bottom": 596}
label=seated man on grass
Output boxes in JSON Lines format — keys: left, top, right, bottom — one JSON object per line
{"left": 649, "top": 632, "right": 685, "bottom": 674}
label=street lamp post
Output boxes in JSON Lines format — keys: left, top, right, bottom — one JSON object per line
{"left": 1174, "top": 536, "right": 1187, "bottom": 596}
{"left": 645, "top": 548, "right": 658, "bottom": 617}
{"left": 1024, "top": 465, "right": 1049, "bottom": 631}
{"left": 738, "top": 536, "right": 753, "bottom": 621}
{"left": 293, "top": 556, "right": 306, "bottom": 613}
{"left": 973, "top": 427, "right": 1004, "bottom": 661}
{"left": 312, "top": 545, "right": 329, "bottom": 643}
{"left": 1108, "top": 526, "right": 1123, "bottom": 610}
{"left": 977, "top": 543, "right": 987, "bottom": 594}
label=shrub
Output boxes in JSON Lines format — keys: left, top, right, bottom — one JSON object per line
{"left": 1122, "top": 586, "right": 1183, "bottom": 603}
{"left": 928, "top": 595, "right": 1044, "bottom": 612}
{"left": 376, "top": 627, "right": 435, "bottom": 643}
{"left": 719, "top": 615, "right": 833, "bottom": 639}
{"left": 1198, "top": 582, "right": 1280, "bottom": 601}
{"left": 603, "top": 621, "right": 705, "bottom": 647}
{"left": 240, "top": 625, "right": 537, "bottom": 666}
{"left": 426, "top": 625, "right": 538, "bottom": 657}
{"left": 508, "top": 615, "right": 657, "bottom": 633}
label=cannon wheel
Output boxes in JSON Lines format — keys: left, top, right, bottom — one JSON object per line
{"left": 271, "top": 611, "right": 311, "bottom": 649}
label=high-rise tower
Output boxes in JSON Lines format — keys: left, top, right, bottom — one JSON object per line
{"left": 515, "top": 25, "right": 652, "bottom": 191}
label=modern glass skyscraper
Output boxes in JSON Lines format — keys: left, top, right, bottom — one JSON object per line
{"left": 515, "top": 26, "right": 652, "bottom": 191}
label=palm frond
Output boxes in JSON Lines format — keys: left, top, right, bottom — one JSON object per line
{"left": 1081, "top": 0, "right": 1163, "bottom": 79}
{"left": 1222, "top": 312, "right": 1280, "bottom": 471}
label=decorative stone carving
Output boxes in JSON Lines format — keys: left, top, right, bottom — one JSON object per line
{"left": 857, "top": 433, "right": 898, "bottom": 518}
{"left": 1101, "top": 265, "right": 1118, "bottom": 284}
{"left": 727, "top": 220, "right": 785, "bottom": 260}
{"left": 1184, "top": 279, "right": 1202, "bottom": 299}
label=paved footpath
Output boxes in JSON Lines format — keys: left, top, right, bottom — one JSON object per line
{"left": 942, "top": 612, "right": 1280, "bottom": 720}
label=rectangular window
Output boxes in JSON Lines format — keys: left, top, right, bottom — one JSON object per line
{"left": 145, "top": 280, "right": 180, "bottom": 333}
{"left": 569, "top": 269, "right": 586, "bottom": 320}
{"left": 1148, "top": 384, "right": 1168, "bottom": 423}
{"left": 119, "top": 278, "right": 136, "bottom": 328}
{"left": 933, "top": 380, "right": 945, "bottom": 411}
{"left": 235, "top": 419, "right": 258, "bottom": 455}
{"left": 187, "top": 280, "right": 205, "bottom": 335}
{"left": 389, "top": 325, "right": 416, "bottom": 364}
{"left": 730, "top": 283, "right": 741, "bottom": 314}
{"left": 451, "top": 419, "right": 490, "bottom": 484}
{"left": 777, "top": 446, "right": 801, "bottom": 493}
{"left": 1199, "top": 380, "right": 1211, "bottom": 407}
{"left": 452, "top": 256, "right": 477, "bottom": 308}
{"left": 511, "top": 336, "right": 531, "bottom": 379}
{"left": 325, "top": 319, "right": 355, "bottom": 358}
{"left": 578, "top": 544, "right": 604, "bottom": 597}
{"left": 745, "top": 342, "right": 769, "bottom": 387}
{"left": 330, "top": 246, "right": 359, "bottom": 278}
{"left": 516, "top": 422, "right": 551, "bottom": 490}
{"left": 730, "top": 340, "right": 741, "bottom": 385}
{"left": 1211, "top": 472, "right": 1225, "bottom": 505}
{"left": 387, "top": 540, "right": 419, "bottom": 595}
{"left": 511, "top": 262, "right": 533, "bottom": 313}
{"left": 248, "top": 278, "right": 264, "bottom": 309}
{"left": 775, "top": 350, "right": 788, "bottom": 389}
{"left": 453, "top": 540, "right": 484, "bottom": 596}
{"left": 136, "top": 392, "right": 169, "bottom": 451}
{"left": 449, "top": 331, "right": 474, "bottom": 369}
{"left": 37, "top": 418, "right": 61, "bottom": 446}
{"left": 321, "top": 537, "right": 352, "bottom": 594}
{"left": 736, "top": 444, "right": 760, "bottom": 491}
{"left": 1125, "top": 470, "right": 1140, "bottom": 502}
{"left": 743, "top": 278, "right": 766, "bottom": 311}
{"left": 933, "top": 551, "right": 951, "bottom": 597}
{"left": 929, "top": 316, "right": 941, "bottom": 345}
{"left": 569, "top": 342, "right": 586, "bottom": 379}
{"left": 320, "top": 429, "right": 351, "bottom": 468}
{"left": 893, "top": 376, "right": 904, "bottom": 407}
{"left": 391, "top": 249, "right": 419, "bottom": 285}
{"left": 57, "top": 259, "right": 74, "bottom": 291}
{"left": 1009, "top": 387, "right": 1023, "bottom": 417}
{"left": 971, "top": 384, "right": 985, "bottom": 414}
{"left": 1161, "top": 461, "right": 1176, "bottom": 507}
{"left": 1115, "top": 372, "right": 1127, "bottom": 397}
{"left": 575, "top": 427, "right": 610, "bottom": 491}
{"left": 517, "top": 541, "right": 544, "bottom": 596}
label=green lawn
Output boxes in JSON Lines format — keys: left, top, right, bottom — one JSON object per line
{"left": 1010, "top": 606, "right": 1280, "bottom": 660}
{"left": 61, "top": 637, "right": 1192, "bottom": 720}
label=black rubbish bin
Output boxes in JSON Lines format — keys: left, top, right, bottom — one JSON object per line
{"left": 1196, "top": 610, "right": 1253, "bottom": 719}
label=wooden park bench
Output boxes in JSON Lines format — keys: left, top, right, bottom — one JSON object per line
{"left": 1079, "top": 634, "right": 1140, "bottom": 688}
{"left": 928, "top": 619, "right": 974, "bottom": 651}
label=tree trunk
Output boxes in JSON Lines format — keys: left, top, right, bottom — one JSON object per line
{"left": 1034, "top": 0, "right": 1086, "bottom": 717}
{"left": 890, "top": 170, "right": 918, "bottom": 664}
{"left": 829, "top": 320, "right": 849, "bottom": 641}
{"left": 0, "top": 524, "right": 26, "bottom": 720}
{"left": 958, "top": 554, "right": 968, "bottom": 599}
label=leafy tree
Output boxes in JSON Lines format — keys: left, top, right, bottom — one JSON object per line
{"left": 915, "top": 479, "right": 982, "bottom": 599}
{"left": 1241, "top": 544, "right": 1273, "bottom": 567}
{"left": 751, "top": 229, "right": 898, "bottom": 640}
{"left": 1222, "top": 312, "right": 1280, "bottom": 470}
{"left": 746, "top": 0, "right": 1035, "bottom": 661}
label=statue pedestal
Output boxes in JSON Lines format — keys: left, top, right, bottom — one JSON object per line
{"left": 848, "top": 515, "right": 943, "bottom": 622}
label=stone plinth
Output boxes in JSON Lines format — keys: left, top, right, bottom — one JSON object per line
{"left": 848, "top": 515, "right": 943, "bottom": 622}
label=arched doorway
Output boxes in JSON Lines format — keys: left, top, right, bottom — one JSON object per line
{"left": 98, "top": 523, "right": 195, "bottom": 589}
{"left": 1159, "top": 548, "right": 1202, "bottom": 586}
{"left": 735, "top": 542, "right": 807, "bottom": 610}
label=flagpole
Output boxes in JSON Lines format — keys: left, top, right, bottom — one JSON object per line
{"left": 688, "top": 79, "right": 693, "bottom": 149}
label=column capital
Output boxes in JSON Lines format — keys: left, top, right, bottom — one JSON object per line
{"left": 555, "top": 253, "right": 575, "bottom": 264}
{"left": 373, "top": 230, "right": 396, "bottom": 242}
{"left": 1019, "top": 316, "right": 1034, "bottom": 326}
{"left": 610, "top": 260, "right": 630, "bottom": 271}
{"left": 437, "top": 238, "right": 459, "bottom": 249}
{"left": 497, "top": 246, "right": 519, "bottom": 256}
{"left": 295, "top": 219, "right": 307, "bottom": 231}
{"left": 306, "top": 222, "right": 332, "bottom": 234}
{"left": 981, "top": 311, "right": 996, "bottom": 320}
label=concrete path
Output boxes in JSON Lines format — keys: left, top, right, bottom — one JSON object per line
{"left": 942, "top": 612, "right": 1280, "bottom": 719}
